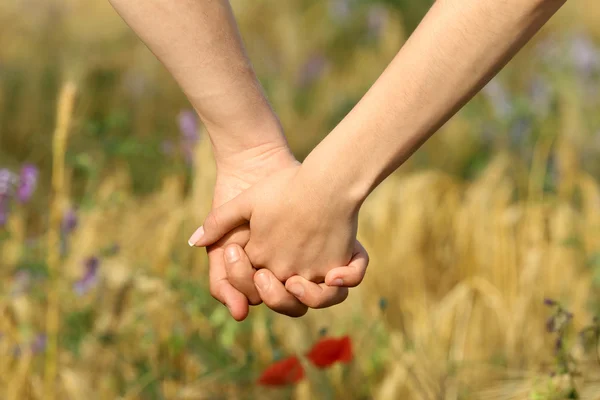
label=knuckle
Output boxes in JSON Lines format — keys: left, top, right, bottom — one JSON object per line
{"left": 245, "top": 243, "right": 267, "bottom": 267}
{"left": 306, "top": 298, "right": 323, "bottom": 309}
{"left": 204, "top": 212, "right": 221, "bottom": 233}
{"left": 266, "top": 295, "right": 285, "bottom": 311}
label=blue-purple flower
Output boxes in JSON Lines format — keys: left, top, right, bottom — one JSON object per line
{"left": 297, "top": 54, "right": 328, "bottom": 87}
{"left": 178, "top": 110, "right": 200, "bottom": 165}
{"left": 482, "top": 79, "right": 513, "bottom": 119}
{"left": 0, "top": 195, "right": 9, "bottom": 227}
{"left": 329, "top": 0, "right": 351, "bottom": 22}
{"left": 60, "top": 207, "right": 78, "bottom": 255}
{"left": 16, "top": 164, "right": 38, "bottom": 204}
{"left": 61, "top": 207, "right": 78, "bottom": 235}
{"left": 367, "top": 5, "right": 387, "bottom": 39}
{"left": 178, "top": 110, "right": 199, "bottom": 143}
{"left": 544, "top": 298, "right": 558, "bottom": 307}
{"left": 31, "top": 334, "right": 47, "bottom": 353}
{"left": 0, "top": 169, "right": 18, "bottom": 226}
{"left": 528, "top": 75, "right": 552, "bottom": 117}
{"left": 13, "top": 334, "right": 47, "bottom": 357}
{"left": 74, "top": 257, "right": 100, "bottom": 296}
{"left": 569, "top": 33, "right": 600, "bottom": 77}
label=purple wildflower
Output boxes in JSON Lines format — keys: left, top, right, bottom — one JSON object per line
{"left": 566, "top": 312, "right": 574, "bottom": 320}
{"left": 0, "top": 196, "right": 8, "bottom": 227}
{"left": 16, "top": 164, "right": 38, "bottom": 203}
{"left": 297, "top": 54, "right": 328, "bottom": 87}
{"left": 329, "top": 0, "right": 351, "bottom": 22}
{"left": 178, "top": 110, "right": 200, "bottom": 143}
{"left": 74, "top": 257, "right": 100, "bottom": 296}
{"left": 569, "top": 33, "right": 600, "bottom": 77}
{"left": 0, "top": 169, "right": 17, "bottom": 226}
{"left": 61, "top": 207, "right": 78, "bottom": 235}
{"left": 536, "top": 36, "right": 563, "bottom": 66}
{"left": 482, "top": 79, "right": 513, "bottom": 119}
{"left": 528, "top": 75, "right": 552, "bottom": 117}
{"left": 367, "top": 5, "right": 387, "bottom": 39}
{"left": 544, "top": 298, "right": 557, "bottom": 307}
{"left": 178, "top": 110, "right": 200, "bottom": 166}
{"left": 60, "top": 207, "right": 78, "bottom": 255}
{"left": 0, "top": 169, "right": 16, "bottom": 194}
{"left": 31, "top": 334, "right": 47, "bottom": 353}
{"left": 13, "top": 334, "right": 47, "bottom": 357}
{"left": 554, "top": 337, "right": 563, "bottom": 354}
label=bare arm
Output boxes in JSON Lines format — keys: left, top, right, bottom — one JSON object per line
{"left": 194, "top": 0, "right": 567, "bottom": 295}
{"left": 305, "top": 0, "right": 567, "bottom": 207}
{"left": 108, "top": 0, "right": 287, "bottom": 162}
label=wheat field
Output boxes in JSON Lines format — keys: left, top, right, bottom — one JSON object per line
{"left": 0, "top": 0, "right": 599, "bottom": 399}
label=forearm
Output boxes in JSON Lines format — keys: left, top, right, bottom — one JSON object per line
{"left": 305, "top": 0, "right": 566, "bottom": 207}
{"left": 108, "top": 0, "right": 286, "bottom": 161}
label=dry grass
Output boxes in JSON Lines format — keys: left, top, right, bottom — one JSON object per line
{"left": 0, "top": 0, "right": 599, "bottom": 399}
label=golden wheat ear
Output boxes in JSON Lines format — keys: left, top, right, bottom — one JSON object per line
{"left": 43, "top": 81, "right": 77, "bottom": 400}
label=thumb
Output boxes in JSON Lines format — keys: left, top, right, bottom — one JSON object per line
{"left": 324, "top": 241, "right": 369, "bottom": 287}
{"left": 188, "top": 193, "right": 253, "bottom": 247}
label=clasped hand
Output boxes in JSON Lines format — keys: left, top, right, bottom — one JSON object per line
{"left": 189, "top": 146, "right": 368, "bottom": 320}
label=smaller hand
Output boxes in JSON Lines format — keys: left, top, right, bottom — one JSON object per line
{"left": 223, "top": 241, "right": 368, "bottom": 316}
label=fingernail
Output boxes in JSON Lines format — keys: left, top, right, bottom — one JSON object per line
{"left": 288, "top": 283, "right": 305, "bottom": 298}
{"left": 330, "top": 278, "right": 344, "bottom": 287}
{"left": 255, "top": 272, "right": 271, "bottom": 292}
{"left": 225, "top": 246, "right": 240, "bottom": 263}
{"left": 188, "top": 226, "right": 204, "bottom": 246}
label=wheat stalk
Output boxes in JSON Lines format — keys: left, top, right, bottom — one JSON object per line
{"left": 44, "top": 81, "right": 77, "bottom": 400}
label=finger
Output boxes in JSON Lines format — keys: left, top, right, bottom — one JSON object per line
{"left": 285, "top": 276, "right": 349, "bottom": 309}
{"left": 208, "top": 246, "right": 250, "bottom": 321}
{"left": 224, "top": 243, "right": 262, "bottom": 305}
{"left": 188, "top": 192, "right": 253, "bottom": 247}
{"left": 324, "top": 241, "right": 370, "bottom": 287}
{"left": 254, "top": 270, "right": 308, "bottom": 318}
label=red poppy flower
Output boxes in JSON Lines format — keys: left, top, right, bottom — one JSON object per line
{"left": 257, "top": 355, "right": 305, "bottom": 386}
{"left": 306, "top": 335, "right": 353, "bottom": 368}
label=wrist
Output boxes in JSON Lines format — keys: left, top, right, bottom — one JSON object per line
{"left": 206, "top": 109, "right": 288, "bottom": 158}
{"left": 215, "top": 140, "right": 297, "bottom": 183}
{"left": 300, "top": 144, "right": 369, "bottom": 216}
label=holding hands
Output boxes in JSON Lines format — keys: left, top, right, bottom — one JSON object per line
{"left": 110, "top": 0, "right": 566, "bottom": 320}
{"left": 190, "top": 143, "right": 369, "bottom": 320}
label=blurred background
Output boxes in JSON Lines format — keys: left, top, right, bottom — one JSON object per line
{"left": 1, "top": 0, "right": 600, "bottom": 398}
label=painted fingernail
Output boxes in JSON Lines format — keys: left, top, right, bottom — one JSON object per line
{"left": 187, "top": 226, "right": 204, "bottom": 246}
{"left": 225, "top": 246, "right": 240, "bottom": 263}
{"left": 255, "top": 272, "right": 271, "bottom": 292}
{"left": 331, "top": 278, "right": 344, "bottom": 287}
{"left": 288, "top": 283, "right": 305, "bottom": 298}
